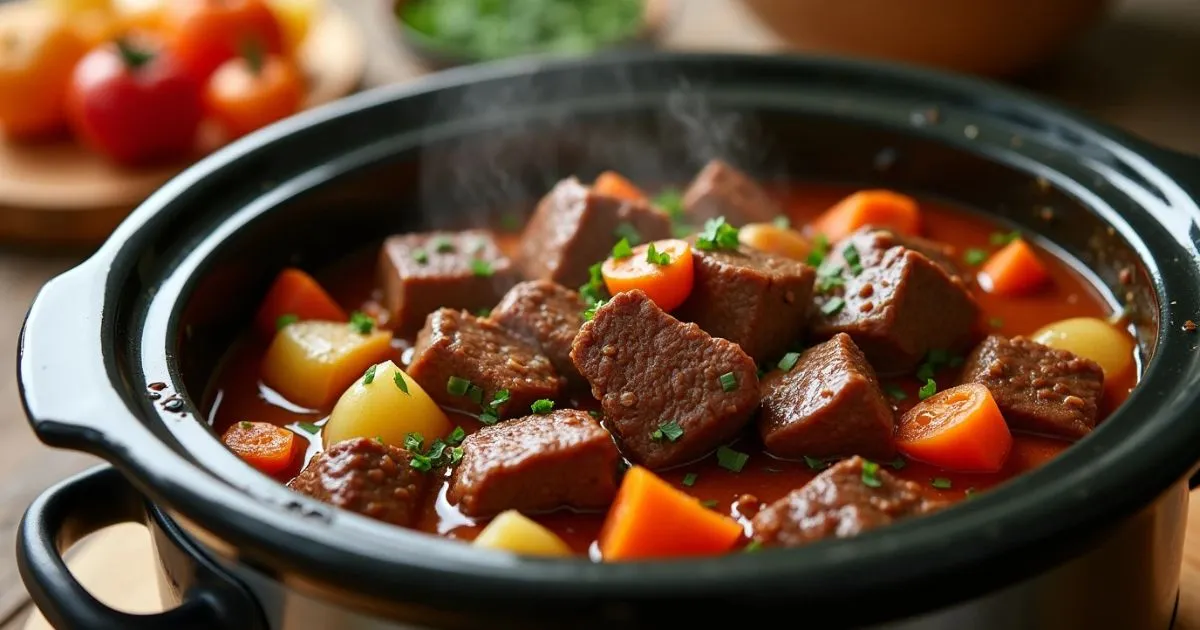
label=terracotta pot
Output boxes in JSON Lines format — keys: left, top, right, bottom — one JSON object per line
{"left": 739, "top": 0, "right": 1111, "bottom": 76}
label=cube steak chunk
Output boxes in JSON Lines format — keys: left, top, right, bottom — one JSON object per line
{"left": 751, "top": 456, "right": 947, "bottom": 547}
{"left": 489, "top": 280, "right": 587, "bottom": 386}
{"left": 811, "top": 232, "right": 979, "bottom": 376}
{"left": 447, "top": 410, "right": 620, "bottom": 517}
{"left": 759, "top": 333, "right": 895, "bottom": 460}
{"left": 378, "top": 230, "right": 517, "bottom": 335}
{"left": 959, "top": 335, "right": 1104, "bottom": 439}
{"left": 682, "top": 159, "right": 783, "bottom": 227}
{"left": 407, "top": 308, "right": 564, "bottom": 418}
{"left": 676, "top": 244, "right": 816, "bottom": 363}
{"left": 841, "top": 226, "right": 966, "bottom": 282}
{"left": 570, "top": 289, "right": 760, "bottom": 469}
{"left": 517, "top": 177, "right": 672, "bottom": 287}
{"left": 289, "top": 438, "right": 429, "bottom": 527}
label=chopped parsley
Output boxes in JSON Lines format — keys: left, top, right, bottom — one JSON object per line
{"left": 410, "top": 454, "right": 432, "bottom": 472}
{"left": 989, "top": 317, "right": 1004, "bottom": 328}
{"left": 582, "top": 299, "right": 606, "bottom": 322}
{"left": 743, "top": 540, "right": 763, "bottom": 553}
{"left": 478, "top": 411, "right": 499, "bottom": 426}
{"left": 916, "top": 349, "right": 958, "bottom": 382}
{"left": 412, "top": 249, "right": 429, "bottom": 265}
{"left": 362, "top": 365, "right": 377, "bottom": 385}
{"left": 883, "top": 384, "right": 907, "bottom": 400}
{"left": 432, "top": 236, "right": 454, "bottom": 253}
{"left": 489, "top": 389, "right": 510, "bottom": 409}
{"left": 777, "top": 352, "right": 801, "bottom": 372}
{"left": 614, "top": 222, "right": 641, "bottom": 245}
{"left": 372, "top": 436, "right": 384, "bottom": 445}
{"left": 719, "top": 371, "right": 738, "bottom": 392}
{"left": 918, "top": 378, "right": 938, "bottom": 400}
{"left": 449, "top": 446, "right": 464, "bottom": 464}
{"left": 646, "top": 242, "right": 672, "bottom": 265}
{"left": 447, "top": 426, "right": 466, "bottom": 445}
{"left": 239, "top": 421, "right": 252, "bottom": 430}
{"left": 843, "top": 244, "right": 863, "bottom": 275}
{"left": 579, "top": 262, "right": 608, "bottom": 307}
{"left": 804, "top": 455, "right": 830, "bottom": 470}
{"left": 861, "top": 460, "right": 882, "bottom": 488}
{"left": 653, "top": 188, "right": 684, "bottom": 219}
{"left": 889, "top": 456, "right": 907, "bottom": 470}
{"left": 404, "top": 432, "right": 424, "bottom": 452}
{"left": 393, "top": 371, "right": 410, "bottom": 395}
{"left": 682, "top": 472, "right": 698, "bottom": 487}
{"left": 404, "top": 430, "right": 464, "bottom": 472}
{"left": 916, "top": 362, "right": 936, "bottom": 382}
{"left": 276, "top": 313, "right": 299, "bottom": 330}
{"left": 806, "top": 234, "right": 830, "bottom": 267}
{"left": 296, "top": 421, "right": 320, "bottom": 434}
{"left": 989, "top": 230, "right": 1020, "bottom": 246}
{"left": 815, "top": 274, "right": 845, "bottom": 294}
{"left": 772, "top": 215, "right": 791, "bottom": 229}
{"left": 700, "top": 499, "right": 719, "bottom": 509}
{"left": 348, "top": 311, "right": 374, "bottom": 334}
{"left": 963, "top": 248, "right": 988, "bottom": 266}
{"left": 820, "top": 296, "right": 845, "bottom": 316}
{"left": 466, "top": 384, "right": 484, "bottom": 405}
{"left": 651, "top": 420, "right": 684, "bottom": 442}
{"left": 470, "top": 259, "right": 494, "bottom": 277}
{"left": 696, "top": 216, "right": 740, "bottom": 251}
{"left": 447, "top": 376, "right": 471, "bottom": 397}
{"left": 611, "top": 238, "right": 634, "bottom": 260}
{"left": 932, "top": 477, "right": 952, "bottom": 489}
{"left": 475, "top": 308, "right": 492, "bottom": 317}
{"left": 716, "top": 445, "right": 749, "bottom": 472}
{"left": 531, "top": 399, "right": 554, "bottom": 414}
{"left": 588, "top": 409, "right": 602, "bottom": 419}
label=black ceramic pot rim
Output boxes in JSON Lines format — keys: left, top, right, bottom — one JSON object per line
{"left": 20, "top": 52, "right": 1200, "bottom": 620}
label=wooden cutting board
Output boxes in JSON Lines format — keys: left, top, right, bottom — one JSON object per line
{"left": 0, "top": 3, "right": 365, "bottom": 247}
{"left": 20, "top": 493, "right": 1200, "bottom": 629}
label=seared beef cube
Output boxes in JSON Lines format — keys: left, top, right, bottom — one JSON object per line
{"left": 489, "top": 280, "right": 587, "bottom": 386}
{"left": 960, "top": 335, "right": 1104, "bottom": 439}
{"left": 288, "top": 438, "right": 428, "bottom": 527}
{"left": 682, "top": 159, "right": 783, "bottom": 226}
{"left": 677, "top": 245, "right": 816, "bottom": 363}
{"left": 811, "top": 234, "right": 979, "bottom": 375}
{"left": 751, "top": 456, "right": 946, "bottom": 547}
{"left": 447, "top": 410, "right": 620, "bottom": 517}
{"left": 517, "top": 177, "right": 672, "bottom": 287}
{"left": 570, "top": 290, "right": 760, "bottom": 469}
{"left": 759, "top": 333, "right": 894, "bottom": 459}
{"left": 841, "top": 226, "right": 965, "bottom": 281}
{"left": 379, "top": 230, "right": 517, "bottom": 334}
{"left": 407, "top": 308, "right": 564, "bottom": 418}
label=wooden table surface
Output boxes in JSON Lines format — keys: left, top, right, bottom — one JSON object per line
{"left": 2, "top": 0, "right": 1199, "bottom": 627}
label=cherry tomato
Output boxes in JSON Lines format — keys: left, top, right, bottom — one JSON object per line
{"left": 167, "top": 0, "right": 285, "bottom": 81}
{"left": 66, "top": 37, "right": 203, "bottom": 165}
{"left": 0, "top": 3, "right": 90, "bottom": 140}
{"left": 204, "top": 49, "right": 304, "bottom": 139}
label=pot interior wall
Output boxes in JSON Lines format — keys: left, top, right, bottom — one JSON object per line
{"left": 175, "top": 102, "right": 1156, "bottom": 408}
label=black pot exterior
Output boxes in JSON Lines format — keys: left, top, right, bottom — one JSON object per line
{"left": 17, "top": 52, "right": 1200, "bottom": 627}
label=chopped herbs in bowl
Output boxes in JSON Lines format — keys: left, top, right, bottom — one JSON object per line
{"left": 396, "top": 0, "right": 659, "bottom": 66}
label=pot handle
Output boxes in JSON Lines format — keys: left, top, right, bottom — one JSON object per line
{"left": 18, "top": 465, "right": 265, "bottom": 630}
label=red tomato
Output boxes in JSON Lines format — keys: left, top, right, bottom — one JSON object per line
{"left": 167, "top": 0, "right": 285, "bottom": 82}
{"left": 66, "top": 37, "right": 202, "bottom": 166}
{"left": 204, "top": 52, "right": 304, "bottom": 139}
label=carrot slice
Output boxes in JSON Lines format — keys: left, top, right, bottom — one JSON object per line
{"left": 601, "top": 239, "right": 694, "bottom": 312}
{"left": 896, "top": 383, "right": 1013, "bottom": 473}
{"left": 599, "top": 466, "right": 743, "bottom": 561}
{"left": 220, "top": 421, "right": 301, "bottom": 477}
{"left": 979, "top": 238, "right": 1050, "bottom": 296}
{"left": 593, "top": 170, "right": 646, "bottom": 202}
{"left": 254, "top": 268, "right": 347, "bottom": 338}
{"left": 809, "top": 190, "right": 920, "bottom": 241}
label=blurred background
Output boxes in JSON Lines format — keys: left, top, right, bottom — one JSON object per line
{"left": 0, "top": 0, "right": 1198, "bottom": 627}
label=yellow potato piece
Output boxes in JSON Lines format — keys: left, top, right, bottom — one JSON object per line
{"left": 1030, "top": 316, "right": 1133, "bottom": 381}
{"left": 325, "top": 360, "right": 450, "bottom": 448}
{"left": 473, "top": 510, "right": 573, "bottom": 557}
{"left": 261, "top": 321, "right": 393, "bottom": 410}
{"left": 738, "top": 223, "right": 811, "bottom": 261}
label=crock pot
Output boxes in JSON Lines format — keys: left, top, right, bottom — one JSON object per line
{"left": 16, "top": 52, "right": 1200, "bottom": 630}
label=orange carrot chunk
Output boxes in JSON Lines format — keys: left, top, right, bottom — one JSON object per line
{"left": 979, "top": 238, "right": 1050, "bottom": 296}
{"left": 601, "top": 239, "right": 694, "bottom": 312}
{"left": 896, "top": 383, "right": 1012, "bottom": 473}
{"left": 220, "top": 421, "right": 301, "bottom": 477}
{"left": 593, "top": 170, "right": 646, "bottom": 202}
{"left": 599, "top": 466, "right": 744, "bottom": 561}
{"left": 809, "top": 190, "right": 920, "bottom": 242}
{"left": 254, "top": 268, "right": 347, "bottom": 338}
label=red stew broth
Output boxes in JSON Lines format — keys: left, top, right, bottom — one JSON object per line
{"left": 204, "top": 184, "right": 1137, "bottom": 555}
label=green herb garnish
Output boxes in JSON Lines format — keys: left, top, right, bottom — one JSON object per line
{"left": 611, "top": 238, "right": 634, "bottom": 260}
{"left": 432, "top": 236, "right": 454, "bottom": 253}
{"left": 651, "top": 420, "right": 684, "bottom": 442}
{"left": 806, "top": 234, "right": 830, "bottom": 267}
{"left": 531, "top": 399, "right": 554, "bottom": 414}
{"left": 696, "top": 216, "right": 740, "bottom": 251}
{"left": 716, "top": 445, "right": 749, "bottom": 472}
{"left": 470, "top": 259, "right": 494, "bottom": 277}
{"left": 815, "top": 274, "right": 845, "bottom": 294}
{"left": 614, "top": 222, "right": 641, "bottom": 246}
{"left": 239, "top": 421, "right": 252, "bottom": 430}
{"left": 276, "top": 313, "right": 299, "bottom": 330}
{"left": 843, "top": 244, "right": 863, "bottom": 275}
{"left": 861, "top": 460, "right": 882, "bottom": 488}
{"left": 990, "top": 230, "right": 1020, "bottom": 246}
{"left": 447, "top": 426, "right": 466, "bottom": 445}
{"left": 404, "top": 432, "right": 424, "bottom": 452}
{"left": 348, "top": 311, "right": 374, "bottom": 334}
{"left": 579, "top": 262, "right": 608, "bottom": 306}
{"left": 743, "top": 540, "right": 763, "bottom": 553}
{"left": 447, "top": 376, "right": 471, "bottom": 397}
{"left": 932, "top": 477, "right": 952, "bottom": 489}
{"left": 582, "top": 299, "right": 606, "bottom": 321}
{"left": 772, "top": 215, "right": 791, "bottom": 229}
{"left": 804, "top": 455, "right": 830, "bottom": 471}
{"left": 883, "top": 384, "right": 907, "bottom": 400}
{"left": 889, "top": 456, "right": 907, "bottom": 470}
{"left": 777, "top": 352, "right": 801, "bottom": 372}
{"left": 700, "top": 499, "right": 720, "bottom": 509}
{"left": 919, "top": 378, "right": 937, "bottom": 400}
{"left": 682, "top": 472, "right": 697, "bottom": 487}
{"left": 646, "top": 242, "right": 672, "bottom": 265}
{"left": 296, "top": 422, "right": 320, "bottom": 434}
{"left": 719, "top": 371, "right": 738, "bottom": 392}
{"left": 475, "top": 308, "right": 492, "bottom": 317}
{"left": 412, "top": 249, "right": 429, "bottom": 265}
{"left": 394, "top": 371, "right": 410, "bottom": 395}
{"left": 963, "top": 248, "right": 988, "bottom": 266}
{"left": 820, "top": 297, "right": 845, "bottom": 316}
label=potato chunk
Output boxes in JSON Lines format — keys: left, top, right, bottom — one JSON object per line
{"left": 261, "top": 321, "right": 393, "bottom": 410}
{"left": 325, "top": 360, "right": 451, "bottom": 448}
{"left": 473, "top": 510, "right": 572, "bottom": 557}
